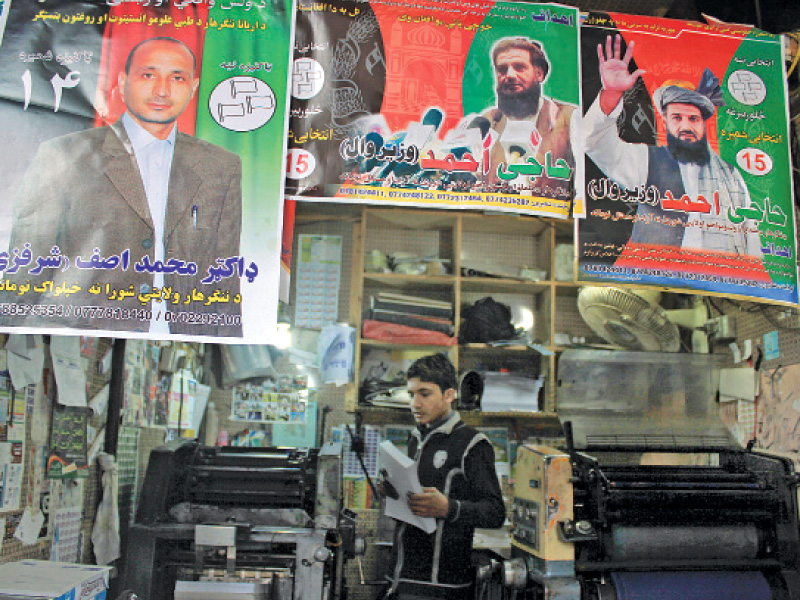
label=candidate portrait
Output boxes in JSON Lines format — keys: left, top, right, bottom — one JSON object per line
{"left": 481, "top": 36, "right": 580, "bottom": 197}
{"left": 3, "top": 37, "right": 243, "bottom": 337}
{"left": 584, "top": 34, "right": 762, "bottom": 259}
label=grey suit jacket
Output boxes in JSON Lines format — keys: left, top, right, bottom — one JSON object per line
{"left": 2, "top": 121, "right": 243, "bottom": 337}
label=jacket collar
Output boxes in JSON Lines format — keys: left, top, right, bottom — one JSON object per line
{"left": 415, "top": 411, "right": 461, "bottom": 441}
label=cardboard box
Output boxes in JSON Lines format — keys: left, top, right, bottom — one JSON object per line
{"left": 0, "top": 560, "right": 111, "bottom": 600}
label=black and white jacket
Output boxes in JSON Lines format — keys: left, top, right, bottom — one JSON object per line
{"left": 387, "top": 411, "right": 506, "bottom": 599}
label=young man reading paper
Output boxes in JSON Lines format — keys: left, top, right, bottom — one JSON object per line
{"left": 380, "top": 353, "right": 505, "bottom": 600}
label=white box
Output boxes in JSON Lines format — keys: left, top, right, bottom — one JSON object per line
{"left": 175, "top": 581, "right": 268, "bottom": 600}
{"left": 0, "top": 560, "right": 111, "bottom": 600}
{"left": 480, "top": 372, "right": 543, "bottom": 412}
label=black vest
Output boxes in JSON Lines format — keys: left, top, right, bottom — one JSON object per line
{"left": 390, "top": 419, "right": 486, "bottom": 597}
{"left": 629, "top": 146, "right": 688, "bottom": 246}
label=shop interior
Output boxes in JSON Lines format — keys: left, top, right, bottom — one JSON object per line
{"left": 1, "top": 0, "right": 800, "bottom": 599}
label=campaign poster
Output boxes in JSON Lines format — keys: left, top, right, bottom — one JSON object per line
{"left": 577, "top": 13, "right": 798, "bottom": 305}
{"left": 47, "top": 404, "right": 89, "bottom": 479}
{"left": 0, "top": 0, "right": 294, "bottom": 343}
{"left": 285, "top": 0, "right": 582, "bottom": 218}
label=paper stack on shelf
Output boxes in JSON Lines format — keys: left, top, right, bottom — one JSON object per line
{"left": 480, "top": 372, "right": 544, "bottom": 412}
{"left": 369, "top": 292, "right": 454, "bottom": 335}
{"left": 363, "top": 386, "right": 413, "bottom": 409}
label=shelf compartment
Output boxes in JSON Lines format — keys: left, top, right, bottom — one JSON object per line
{"left": 364, "top": 209, "right": 456, "bottom": 277}
{"left": 460, "top": 276, "right": 550, "bottom": 294}
{"left": 360, "top": 339, "right": 457, "bottom": 351}
{"left": 554, "top": 281, "right": 581, "bottom": 296}
{"left": 365, "top": 207, "right": 457, "bottom": 231}
{"left": 460, "top": 218, "right": 551, "bottom": 282}
{"left": 460, "top": 212, "right": 549, "bottom": 236}
{"left": 459, "top": 343, "right": 542, "bottom": 352}
{"left": 363, "top": 273, "right": 456, "bottom": 288}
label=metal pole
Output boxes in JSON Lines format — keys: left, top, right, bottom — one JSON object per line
{"left": 104, "top": 338, "right": 126, "bottom": 457}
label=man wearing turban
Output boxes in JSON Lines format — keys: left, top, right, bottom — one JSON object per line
{"left": 584, "top": 34, "right": 762, "bottom": 257}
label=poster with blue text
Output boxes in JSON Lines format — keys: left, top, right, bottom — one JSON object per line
{"left": 577, "top": 13, "right": 797, "bottom": 305}
{"left": 0, "top": 0, "right": 294, "bottom": 342}
{"left": 285, "top": 0, "right": 582, "bottom": 218}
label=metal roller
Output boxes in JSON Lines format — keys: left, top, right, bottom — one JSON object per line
{"left": 608, "top": 571, "right": 773, "bottom": 600}
{"left": 607, "top": 525, "right": 761, "bottom": 561}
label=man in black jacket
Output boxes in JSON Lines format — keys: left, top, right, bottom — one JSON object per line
{"left": 383, "top": 353, "right": 506, "bottom": 599}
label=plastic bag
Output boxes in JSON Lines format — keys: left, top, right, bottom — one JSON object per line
{"left": 459, "top": 297, "right": 516, "bottom": 344}
{"left": 362, "top": 319, "right": 457, "bottom": 346}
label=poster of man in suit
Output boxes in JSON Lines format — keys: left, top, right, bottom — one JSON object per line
{"left": 0, "top": 0, "right": 293, "bottom": 341}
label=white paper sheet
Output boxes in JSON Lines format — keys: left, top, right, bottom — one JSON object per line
{"left": 191, "top": 383, "right": 211, "bottom": 435}
{"left": 0, "top": 442, "right": 23, "bottom": 512}
{"left": 99, "top": 347, "right": 113, "bottom": 375}
{"left": 318, "top": 324, "right": 355, "bottom": 386}
{"left": 168, "top": 371, "right": 196, "bottom": 430}
{"left": 5, "top": 334, "right": 35, "bottom": 357}
{"left": 729, "top": 342, "right": 742, "bottom": 364}
{"left": 50, "top": 506, "right": 82, "bottom": 562}
{"left": 378, "top": 440, "right": 436, "bottom": 534}
{"left": 14, "top": 506, "right": 44, "bottom": 545}
{"left": 720, "top": 367, "right": 757, "bottom": 402}
{"left": 31, "top": 379, "right": 50, "bottom": 445}
{"left": 50, "top": 337, "right": 87, "bottom": 407}
{"left": 5, "top": 334, "right": 44, "bottom": 390}
{"left": 90, "top": 384, "right": 110, "bottom": 416}
{"left": 88, "top": 428, "right": 105, "bottom": 464}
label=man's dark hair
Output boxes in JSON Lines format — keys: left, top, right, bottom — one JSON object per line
{"left": 125, "top": 37, "right": 197, "bottom": 75}
{"left": 407, "top": 353, "right": 457, "bottom": 394}
{"left": 491, "top": 37, "right": 549, "bottom": 79}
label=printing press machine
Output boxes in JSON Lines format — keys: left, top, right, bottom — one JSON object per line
{"left": 121, "top": 439, "right": 364, "bottom": 600}
{"left": 502, "top": 350, "right": 800, "bottom": 600}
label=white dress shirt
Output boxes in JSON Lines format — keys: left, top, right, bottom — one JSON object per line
{"left": 122, "top": 112, "right": 176, "bottom": 334}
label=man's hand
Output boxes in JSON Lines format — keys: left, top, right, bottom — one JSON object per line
{"left": 378, "top": 469, "right": 400, "bottom": 500}
{"left": 407, "top": 487, "right": 450, "bottom": 519}
{"left": 597, "top": 34, "right": 646, "bottom": 115}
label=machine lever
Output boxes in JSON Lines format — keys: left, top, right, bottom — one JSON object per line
{"left": 560, "top": 520, "right": 598, "bottom": 542}
{"left": 357, "top": 556, "right": 365, "bottom": 584}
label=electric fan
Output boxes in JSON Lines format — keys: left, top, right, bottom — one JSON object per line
{"left": 577, "top": 287, "right": 708, "bottom": 353}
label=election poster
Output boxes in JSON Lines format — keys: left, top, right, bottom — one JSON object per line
{"left": 0, "top": 0, "right": 294, "bottom": 343}
{"left": 285, "top": 0, "right": 582, "bottom": 218}
{"left": 577, "top": 13, "right": 798, "bottom": 305}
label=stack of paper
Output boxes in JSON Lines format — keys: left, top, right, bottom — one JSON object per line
{"left": 369, "top": 293, "right": 454, "bottom": 335}
{"left": 480, "top": 372, "right": 544, "bottom": 412}
{"left": 379, "top": 441, "right": 436, "bottom": 533}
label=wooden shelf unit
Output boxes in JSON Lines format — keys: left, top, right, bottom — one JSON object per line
{"left": 346, "top": 206, "right": 586, "bottom": 418}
